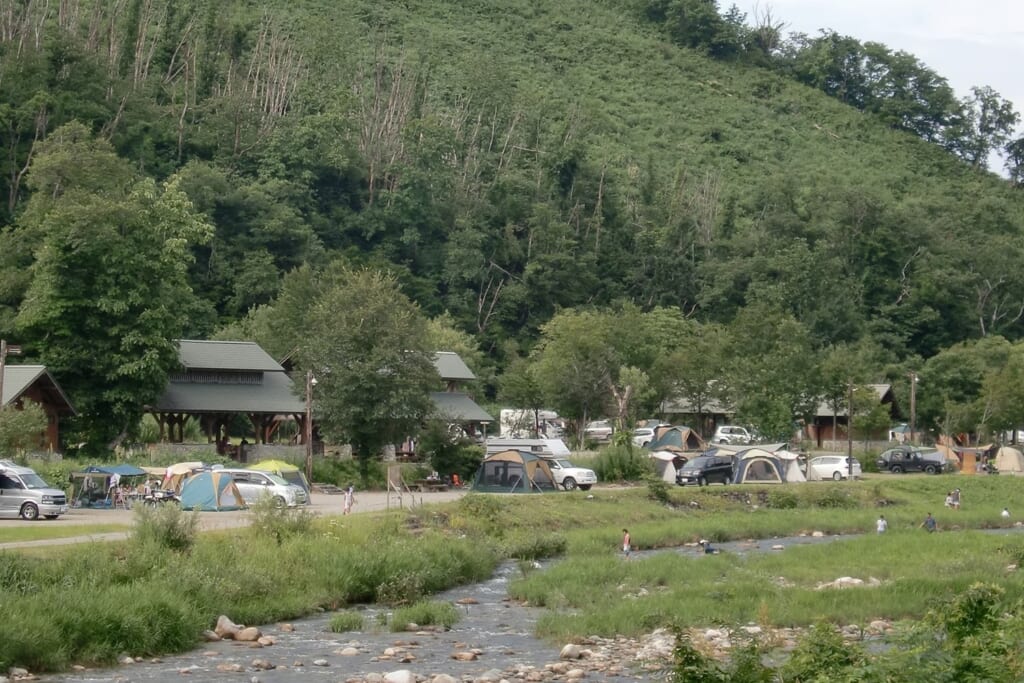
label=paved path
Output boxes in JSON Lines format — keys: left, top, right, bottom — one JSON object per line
{"left": 0, "top": 488, "right": 468, "bottom": 550}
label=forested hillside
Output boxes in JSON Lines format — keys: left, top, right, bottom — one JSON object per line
{"left": 2, "top": 0, "right": 1024, "bottom": 447}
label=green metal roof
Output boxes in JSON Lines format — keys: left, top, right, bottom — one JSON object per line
{"left": 430, "top": 391, "right": 493, "bottom": 423}
{"left": 177, "top": 340, "right": 284, "bottom": 372}
{"left": 153, "top": 370, "right": 304, "bottom": 413}
{"left": 434, "top": 352, "right": 476, "bottom": 381}
{"left": 1, "top": 365, "right": 76, "bottom": 415}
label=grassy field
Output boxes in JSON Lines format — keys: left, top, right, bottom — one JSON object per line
{"left": 1, "top": 474, "right": 1022, "bottom": 675}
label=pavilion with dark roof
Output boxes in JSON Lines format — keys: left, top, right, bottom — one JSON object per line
{"left": 1, "top": 364, "right": 76, "bottom": 451}
{"left": 147, "top": 340, "right": 306, "bottom": 447}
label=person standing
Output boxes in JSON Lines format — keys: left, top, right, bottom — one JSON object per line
{"left": 876, "top": 515, "right": 888, "bottom": 534}
{"left": 1002, "top": 507, "right": 1010, "bottom": 519}
{"left": 343, "top": 484, "right": 355, "bottom": 515}
{"left": 951, "top": 488, "right": 961, "bottom": 510}
{"left": 622, "top": 528, "right": 631, "bottom": 558}
{"left": 921, "top": 512, "right": 937, "bottom": 532}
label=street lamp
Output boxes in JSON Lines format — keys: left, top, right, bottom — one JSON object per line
{"left": 0, "top": 340, "right": 23, "bottom": 409}
{"left": 305, "top": 369, "right": 315, "bottom": 484}
{"left": 847, "top": 381, "right": 854, "bottom": 479}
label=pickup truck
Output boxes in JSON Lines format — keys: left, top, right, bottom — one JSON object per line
{"left": 875, "top": 447, "right": 952, "bottom": 474}
{"left": 544, "top": 458, "right": 598, "bottom": 491}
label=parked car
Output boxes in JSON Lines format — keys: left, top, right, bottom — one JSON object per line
{"left": 219, "top": 468, "right": 308, "bottom": 507}
{"left": 0, "top": 460, "right": 68, "bottom": 520}
{"left": 712, "top": 425, "right": 758, "bottom": 445}
{"left": 676, "top": 455, "right": 734, "bottom": 486}
{"left": 583, "top": 420, "right": 614, "bottom": 443}
{"left": 875, "top": 447, "right": 952, "bottom": 474}
{"left": 808, "top": 455, "right": 862, "bottom": 481}
{"left": 632, "top": 427, "right": 656, "bottom": 447}
{"left": 544, "top": 458, "right": 598, "bottom": 491}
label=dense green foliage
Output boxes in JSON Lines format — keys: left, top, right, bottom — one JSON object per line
{"left": 2, "top": 0, "right": 1024, "bottom": 446}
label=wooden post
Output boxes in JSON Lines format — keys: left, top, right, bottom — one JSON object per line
{"left": 304, "top": 369, "right": 313, "bottom": 484}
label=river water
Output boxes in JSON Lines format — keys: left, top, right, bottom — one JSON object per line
{"left": 45, "top": 558, "right": 662, "bottom": 683}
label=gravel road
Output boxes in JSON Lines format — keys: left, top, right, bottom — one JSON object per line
{"left": 0, "top": 488, "right": 468, "bottom": 550}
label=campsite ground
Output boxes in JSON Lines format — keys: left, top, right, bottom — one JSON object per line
{"left": 0, "top": 487, "right": 468, "bottom": 549}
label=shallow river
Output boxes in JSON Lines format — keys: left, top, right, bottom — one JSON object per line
{"left": 44, "top": 528, "right": 1021, "bottom": 683}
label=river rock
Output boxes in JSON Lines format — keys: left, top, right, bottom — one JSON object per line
{"left": 431, "top": 675, "right": 460, "bottom": 683}
{"left": 771, "top": 544, "right": 784, "bottom": 550}
{"left": 312, "top": 658, "right": 329, "bottom": 667}
{"left": 251, "top": 658, "right": 275, "bottom": 670}
{"left": 215, "top": 615, "right": 242, "bottom": 639}
{"left": 560, "top": 643, "right": 582, "bottom": 659}
{"left": 474, "top": 670, "right": 505, "bottom": 681}
{"left": 811, "top": 531, "right": 825, "bottom": 537}
{"left": 566, "top": 669, "right": 586, "bottom": 679}
{"left": 452, "top": 651, "right": 478, "bottom": 661}
{"left": 118, "top": 655, "right": 135, "bottom": 665}
{"left": 383, "top": 670, "right": 416, "bottom": 683}
{"left": 8, "top": 669, "right": 27, "bottom": 679}
{"left": 216, "top": 663, "right": 245, "bottom": 672}
{"left": 236, "top": 627, "right": 262, "bottom": 642}
{"left": 337, "top": 646, "right": 361, "bottom": 656}
{"left": 455, "top": 597, "right": 479, "bottom": 604}
{"left": 202, "top": 630, "right": 221, "bottom": 642}
{"left": 278, "top": 623, "right": 295, "bottom": 632}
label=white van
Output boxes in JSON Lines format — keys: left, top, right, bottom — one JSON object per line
{"left": 0, "top": 460, "right": 69, "bottom": 520}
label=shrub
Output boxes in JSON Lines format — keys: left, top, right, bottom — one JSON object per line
{"left": 766, "top": 490, "right": 798, "bottom": 509}
{"left": 376, "top": 571, "right": 426, "bottom": 606}
{"left": 249, "top": 496, "right": 316, "bottom": 544}
{"left": 779, "top": 623, "right": 866, "bottom": 681}
{"left": 504, "top": 533, "right": 567, "bottom": 560}
{"left": 329, "top": 610, "right": 364, "bottom": 633}
{"left": 593, "top": 443, "right": 652, "bottom": 481}
{"left": 647, "top": 476, "right": 670, "bottom": 504}
{"left": 131, "top": 503, "right": 199, "bottom": 552}
{"left": 389, "top": 600, "right": 460, "bottom": 632}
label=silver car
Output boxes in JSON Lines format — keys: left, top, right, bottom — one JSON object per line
{"left": 219, "top": 469, "right": 308, "bottom": 507}
{"left": 0, "top": 460, "right": 69, "bottom": 520}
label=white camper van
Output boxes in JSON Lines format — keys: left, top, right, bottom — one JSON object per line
{"left": 0, "top": 460, "right": 69, "bottom": 520}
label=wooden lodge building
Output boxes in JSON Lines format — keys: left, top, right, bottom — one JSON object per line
{"left": 1, "top": 365, "right": 76, "bottom": 451}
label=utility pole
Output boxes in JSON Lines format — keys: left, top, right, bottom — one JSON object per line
{"left": 847, "top": 381, "right": 854, "bottom": 479}
{"left": 909, "top": 371, "right": 917, "bottom": 446}
{"left": 0, "top": 340, "right": 23, "bottom": 410}
{"left": 304, "top": 369, "right": 314, "bottom": 484}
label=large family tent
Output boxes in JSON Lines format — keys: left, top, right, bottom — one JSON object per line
{"left": 471, "top": 449, "right": 559, "bottom": 493}
{"left": 647, "top": 426, "right": 706, "bottom": 452}
{"left": 994, "top": 447, "right": 1024, "bottom": 474}
{"left": 163, "top": 461, "right": 206, "bottom": 492}
{"left": 247, "top": 459, "right": 311, "bottom": 502}
{"left": 732, "top": 448, "right": 786, "bottom": 484}
{"left": 179, "top": 470, "right": 246, "bottom": 511}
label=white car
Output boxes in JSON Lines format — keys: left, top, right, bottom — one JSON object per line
{"left": 632, "top": 427, "right": 656, "bottom": 447}
{"left": 583, "top": 420, "right": 614, "bottom": 443}
{"left": 712, "top": 425, "right": 758, "bottom": 445}
{"left": 220, "top": 469, "right": 309, "bottom": 507}
{"left": 544, "top": 458, "right": 598, "bottom": 491}
{"left": 808, "top": 456, "right": 862, "bottom": 481}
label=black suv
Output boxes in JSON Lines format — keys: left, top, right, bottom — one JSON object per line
{"left": 876, "top": 447, "right": 951, "bottom": 474}
{"left": 676, "top": 455, "right": 734, "bottom": 486}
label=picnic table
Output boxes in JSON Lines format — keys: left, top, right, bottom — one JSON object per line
{"left": 411, "top": 479, "right": 449, "bottom": 492}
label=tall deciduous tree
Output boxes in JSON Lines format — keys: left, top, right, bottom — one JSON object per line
{"left": 13, "top": 123, "right": 212, "bottom": 451}
{"left": 297, "top": 267, "right": 437, "bottom": 477}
